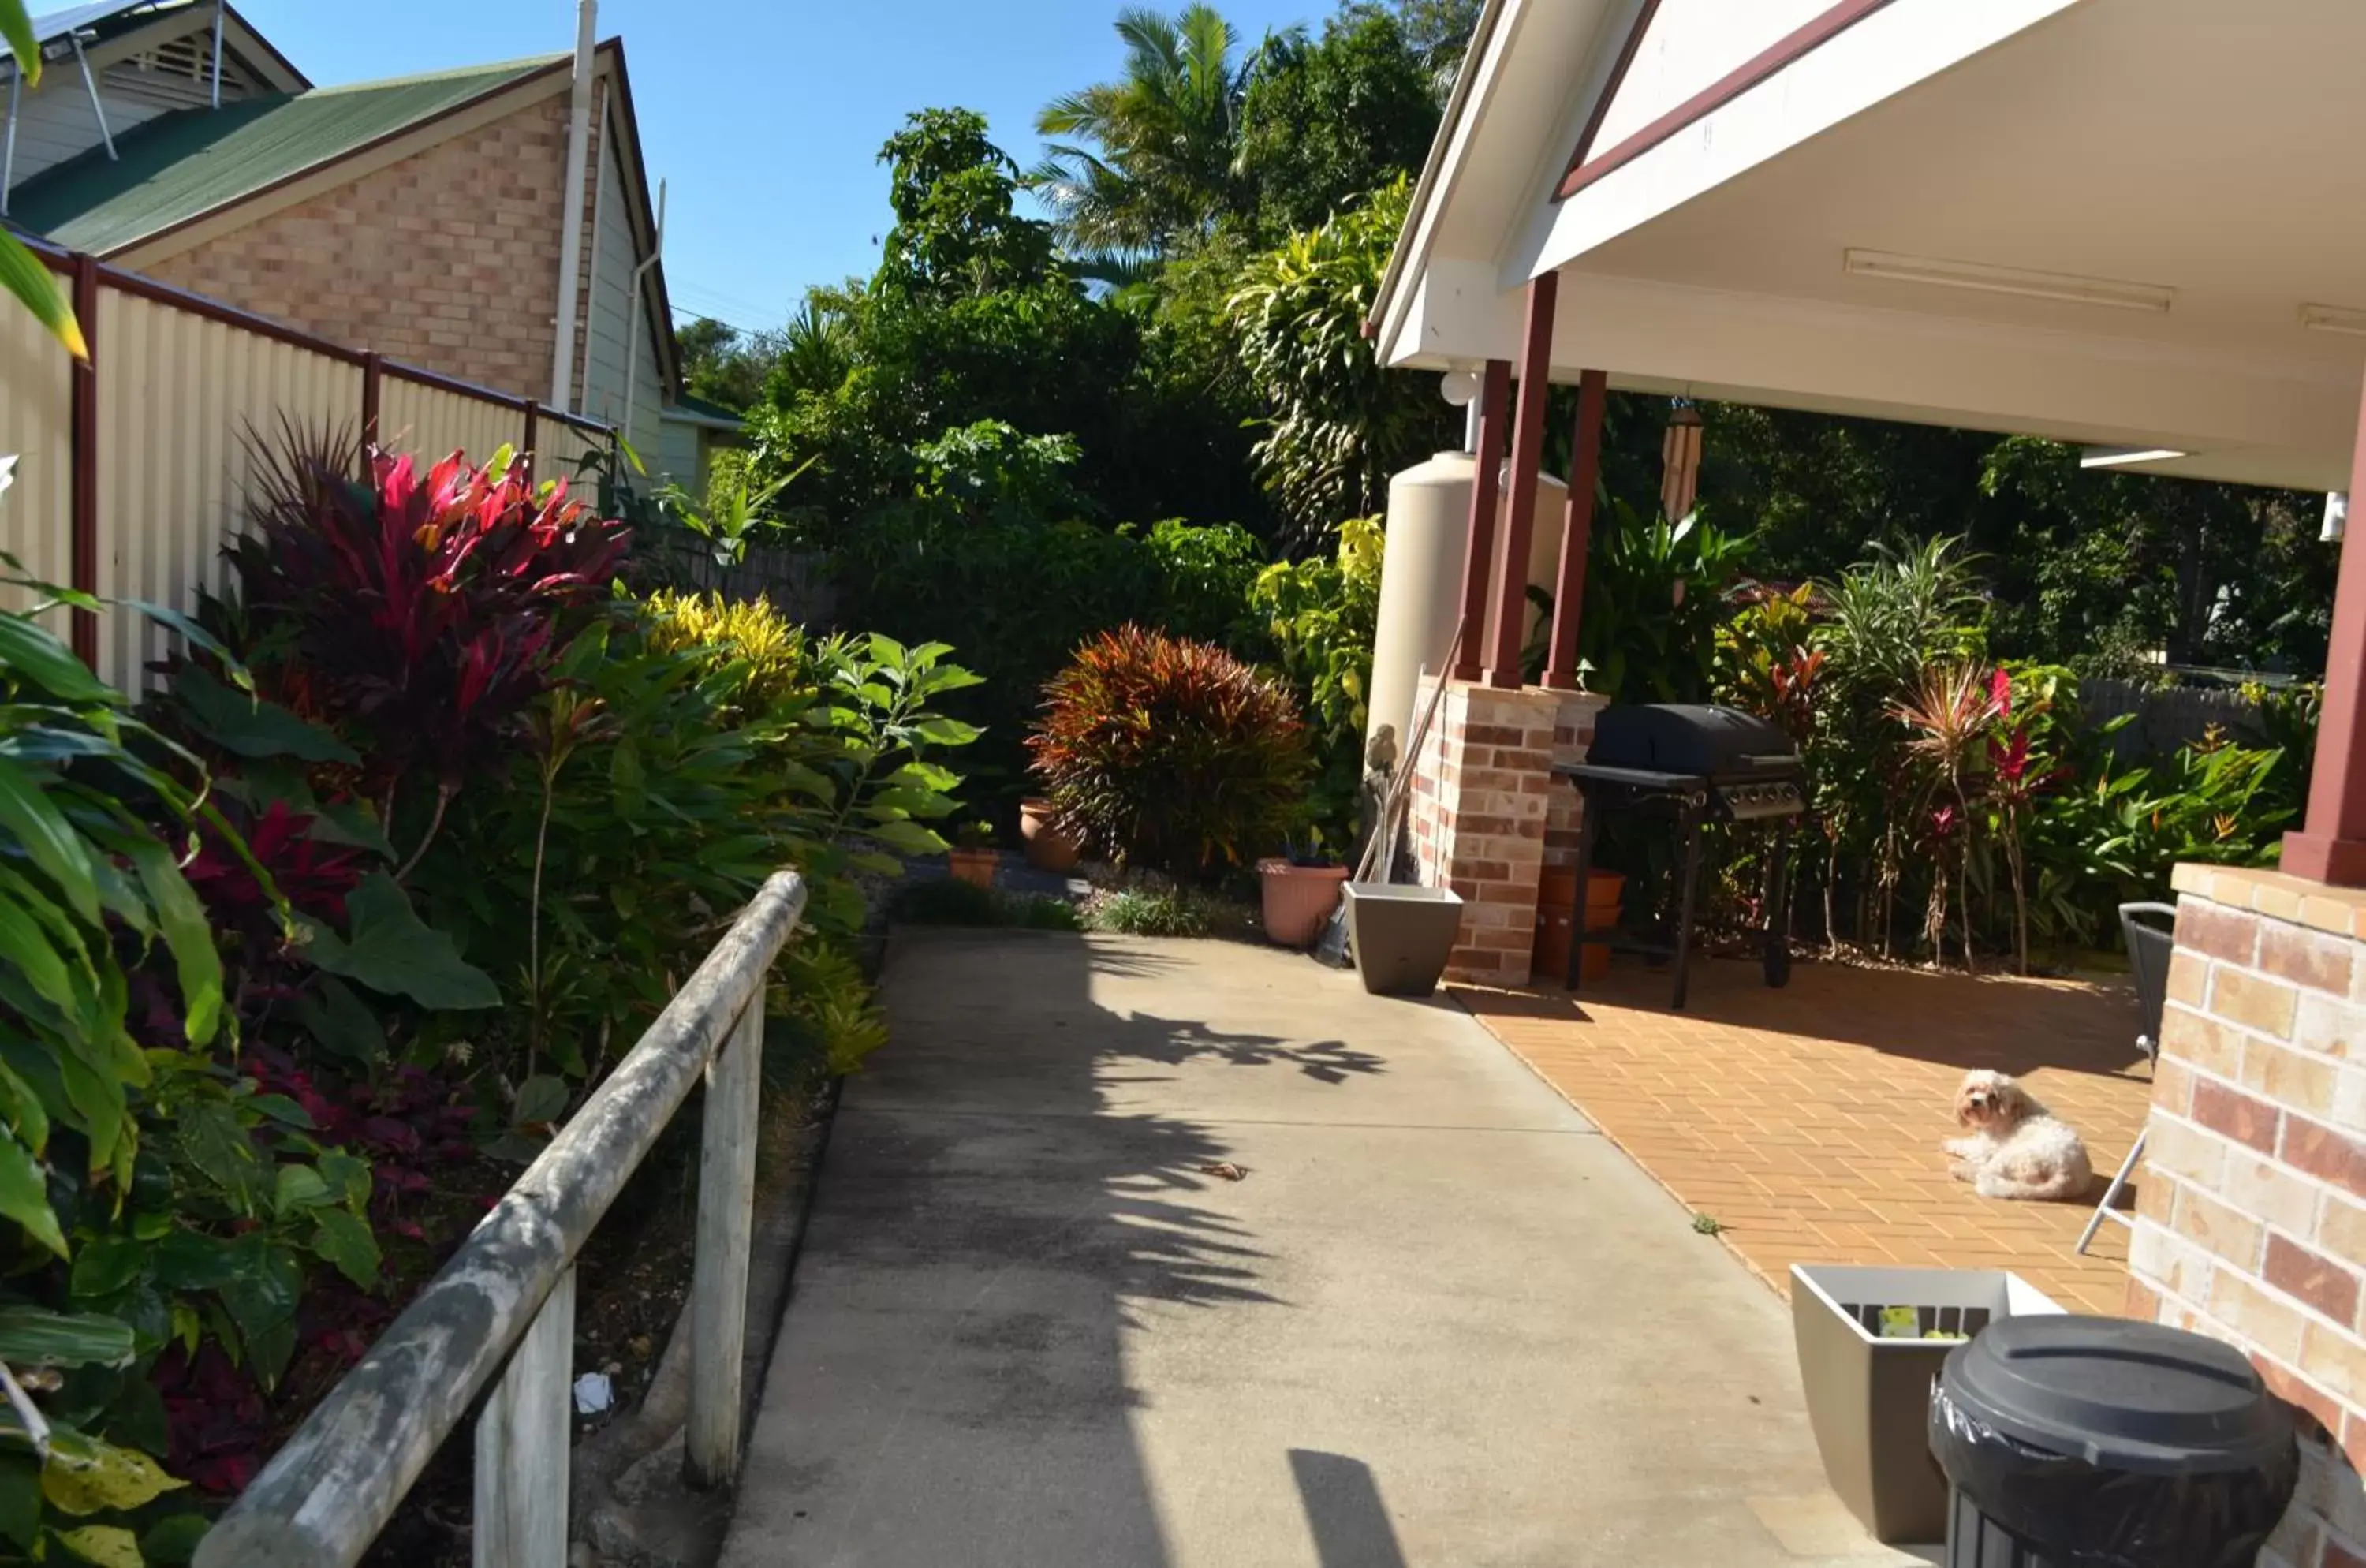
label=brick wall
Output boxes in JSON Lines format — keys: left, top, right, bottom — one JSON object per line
{"left": 2124, "top": 864, "right": 2366, "bottom": 1568}
{"left": 146, "top": 93, "right": 571, "bottom": 402}
{"left": 1407, "top": 680, "right": 1599, "bottom": 985}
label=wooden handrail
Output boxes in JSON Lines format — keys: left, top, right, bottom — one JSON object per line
{"left": 193, "top": 871, "right": 808, "bottom": 1568}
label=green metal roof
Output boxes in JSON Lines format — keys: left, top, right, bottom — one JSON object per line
{"left": 662, "top": 392, "right": 747, "bottom": 427}
{"left": 10, "top": 54, "right": 562, "bottom": 255}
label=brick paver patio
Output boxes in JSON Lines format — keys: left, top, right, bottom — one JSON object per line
{"left": 1455, "top": 955, "right": 2155, "bottom": 1314}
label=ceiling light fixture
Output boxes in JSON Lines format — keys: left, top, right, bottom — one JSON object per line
{"left": 2301, "top": 304, "right": 2366, "bottom": 338}
{"left": 1843, "top": 249, "right": 2174, "bottom": 312}
{"left": 2080, "top": 446, "right": 2190, "bottom": 470}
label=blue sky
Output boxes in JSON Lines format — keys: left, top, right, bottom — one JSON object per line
{"left": 237, "top": 0, "right": 1329, "bottom": 338}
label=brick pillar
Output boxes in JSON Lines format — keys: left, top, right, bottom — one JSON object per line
{"left": 1409, "top": 678, "right": 1569, "bottom": 984}
{"left": 2123, "top": 864, "right": 2366, "bottom": 1568}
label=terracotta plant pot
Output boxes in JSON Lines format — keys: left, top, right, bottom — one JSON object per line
{"left": 946, "top": 847, "right": 998, "bottom": 888}
{"left": 1020, "top": 798, "right": 1082, "bottom": 872}
{"left": 1532, "top": 869, "right": 1627, "bottom": 984}
{"left": 1258, "top": 858, "right": 1350, "bottom": 948}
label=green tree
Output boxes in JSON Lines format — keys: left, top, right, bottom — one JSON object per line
{"left": 1228, "top": 177, "right": 1452, "bottom": 541}
{"left": 1236, "top": 6, "right": 1440, "bottom": 235}
{"left": 1034, "top": 5, "right": 1254, "bottom": 259}
{"left": 675, "top": 315, "right": 782, "bottom": 412}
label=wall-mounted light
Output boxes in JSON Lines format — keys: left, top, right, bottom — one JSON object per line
{"left": 2326, "top": 492, "right": 2348, "bottom": 543}
{"left": 1843, "top": 249, "right": 2174, "bottom": 313}
{"left": 2079, "top": 446, "right": 2190, "bottom": 470}
{"left": 2301, "top": 304, "right": 2366, "bottom": 338}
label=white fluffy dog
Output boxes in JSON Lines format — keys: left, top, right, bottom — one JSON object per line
{"left": 1943, "top": 1070, "right": 2093, "bottom": 1201}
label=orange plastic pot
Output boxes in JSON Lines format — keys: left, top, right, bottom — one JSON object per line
{"left": 947, "top": 847, "right": 999, "bottom": 888}
{"left": 1258, "top": 859, "right": 1349, "bottom": 948}
{"left": 1532, "top": 868, "right": 1625, "bottom": 984}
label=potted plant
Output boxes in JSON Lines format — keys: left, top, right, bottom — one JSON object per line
{"left": 1020, "top": 797, "right": 1083, "bottom": 872}
{"left": 947, "top": 820, "right": 999, "bottom": 888}
{"left": 1342, "top": 882, "right": 1465, "bottom": 995}
{"left": 1257, "top": 845, "right": 1350, "bottom": 949}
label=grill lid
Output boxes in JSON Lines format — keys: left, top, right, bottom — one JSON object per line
{"left": 1588, "top": 704, "right": 1797, "bottom": 778}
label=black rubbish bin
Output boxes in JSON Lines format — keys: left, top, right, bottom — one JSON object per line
{"left": 1928, "top": 1314, "right": 2298, "bottom": 1567}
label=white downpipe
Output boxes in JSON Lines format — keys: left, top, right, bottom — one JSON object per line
{"left": 549, "top": 0, "right": 596, "bottom": 413}
{"left": 621, "top": 179, "right": 666, "bottom": 454}
{"left": 210, "top": 0, "right": 225, "bottom": 108}
{"left": 577, "top": 84, "right": 606, "bottom": 413}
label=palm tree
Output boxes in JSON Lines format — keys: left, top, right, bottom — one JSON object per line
{"left": 0, "top": 2, "right": 86, "bottom": 359}
{"left": 1033, "top": 6, "right": 1256, "bottom": 260}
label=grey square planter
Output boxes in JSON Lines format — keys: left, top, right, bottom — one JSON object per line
{"left": 1343, "top": 883, "right": 1465, "bottom": 996}
{"left": 1789, "top": 1264, "right": 2062, "bottom": 1545}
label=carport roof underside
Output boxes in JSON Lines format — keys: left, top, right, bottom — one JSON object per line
{"left": 1377, "top": 0, "right": 2366, "bottom": 491}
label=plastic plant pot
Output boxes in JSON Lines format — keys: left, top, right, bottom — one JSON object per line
{"left": 946, "top": 847, "right": 998, "bottom": 888}
{"left": 1258, "top": 859, "right": 1350, "bottom": 948}
{"left": 1791, "top": 1264, "right": 2062, "bottom": 1546}
{"left": 1020, "top": 799, "right": 1082, "bottom": 872}
{"left": 1342, "top": 883, "right": 1464, "bottom": 995}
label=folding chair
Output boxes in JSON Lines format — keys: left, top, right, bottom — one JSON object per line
{"left": 2077, "top": 902, "right": 2177, "bottom": 1256}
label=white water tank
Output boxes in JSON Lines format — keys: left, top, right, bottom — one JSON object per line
{"left": 1366, "top": 456, "right": 1572, "bottom": 771}
{"left": 1368, "top": 452, "right": 1472, "bottom": 771}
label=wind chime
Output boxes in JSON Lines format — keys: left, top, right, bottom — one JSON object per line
{"left": 1660, "top": 399, "right": 1704, "bottom": 522}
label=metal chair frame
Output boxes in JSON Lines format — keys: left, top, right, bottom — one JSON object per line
{"left": 2077, "top": 902, "right": 2178, "bottom": 1256}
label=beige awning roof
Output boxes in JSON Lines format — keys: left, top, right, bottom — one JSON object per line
{"left": 1379, "top": 0, "right": 2366, "bottom": 491}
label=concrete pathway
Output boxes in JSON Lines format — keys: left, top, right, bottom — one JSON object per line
{"left": 722, "top": 931, "right": 1929, "bottom": 1568}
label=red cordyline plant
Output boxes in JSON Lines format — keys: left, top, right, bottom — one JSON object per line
{"left": 226, "top": 434, "right": 629, "bottom": 870}
{"left": 1028, "top": 625, "right": 1312, "bottom": 875}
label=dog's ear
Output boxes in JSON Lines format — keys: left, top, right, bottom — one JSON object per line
{"left": 1995, "top": 1079, "right": 2032, "bottom": 1124}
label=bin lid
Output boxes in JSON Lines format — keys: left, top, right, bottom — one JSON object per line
{"left": 1940, "top": 1314, "right": 2291, "bottom": 1473}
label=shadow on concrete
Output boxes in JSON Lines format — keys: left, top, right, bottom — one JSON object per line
{"left": 1289, "top": 1450, "right": 1410, "bottom": 1568}
{"left": 726, "top": 930, "right": 1383, "bottom": 1566}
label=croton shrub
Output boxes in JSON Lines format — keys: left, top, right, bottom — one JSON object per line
{"left": 1028, "top": 624, "right": 1312, "bottom": 875}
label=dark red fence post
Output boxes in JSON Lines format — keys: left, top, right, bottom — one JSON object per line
{"left": 69, "top": 254, "right": 99, "bottom": 670}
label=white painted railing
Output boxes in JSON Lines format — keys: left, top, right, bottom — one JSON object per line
{"left": 193, "top": 870, "right": 808, "bottom": 1568}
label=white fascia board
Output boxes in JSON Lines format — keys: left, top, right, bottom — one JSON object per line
{"left": 1372, "top": 0, "right": 1534, "bottom": 361}
{"left": 1383, "top": 257, "right": 1527, "bottom": 371}
{"left": 1514, "top": 0, "right": 2084, "bottom": 286}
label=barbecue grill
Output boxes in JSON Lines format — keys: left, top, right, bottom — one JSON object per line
{"left": 1555, "top": 704, "right": 1807, "bottom": 1009}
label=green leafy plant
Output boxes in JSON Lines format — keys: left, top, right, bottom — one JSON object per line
{"left": 657, "top": 450, "right": 806, "bottom": 571}
{"left": 1084, "top": 887, "right": 1227, "bottom": 938}
{"left": 1248, "top": 515, "right": 1382, "bottom": 847}
{"left": 1029, "top": 625, "right": 1312, "bottom": 875}
{"left": 1228, "top": 177, "right": 1449, "bottom": 540}
{"left": 1580, "top": 500, "right": 1756, "bottom": 704}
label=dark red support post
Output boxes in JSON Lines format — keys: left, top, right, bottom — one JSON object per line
{"left": 1544, "top": 368, "right": 1608, "bottom": 691}
{"left": 1451, "top": 358, "right": 1513, "bottom": 682}
{"left": 521, "top": 401, "right": 540, "bottom": 485}
{"left": 1483, "top": 271, "right": 1558, "bottom": 689}
{"left": 68, "top": 254, "right": 99, "bottom": 670}
{"left": 360, "top": 351, "right": 383, "bottom": 458}
{"left": 2285, "top": 370, "right": 2366, "bottom": 886}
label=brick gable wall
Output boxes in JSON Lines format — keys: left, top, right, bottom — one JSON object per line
{"left": 145, "top": 92, "right": 571, "bottom": 403}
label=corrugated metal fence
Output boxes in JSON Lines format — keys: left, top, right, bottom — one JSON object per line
{"left": 0, "top": 248, "right": 614, "bottom": 692}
